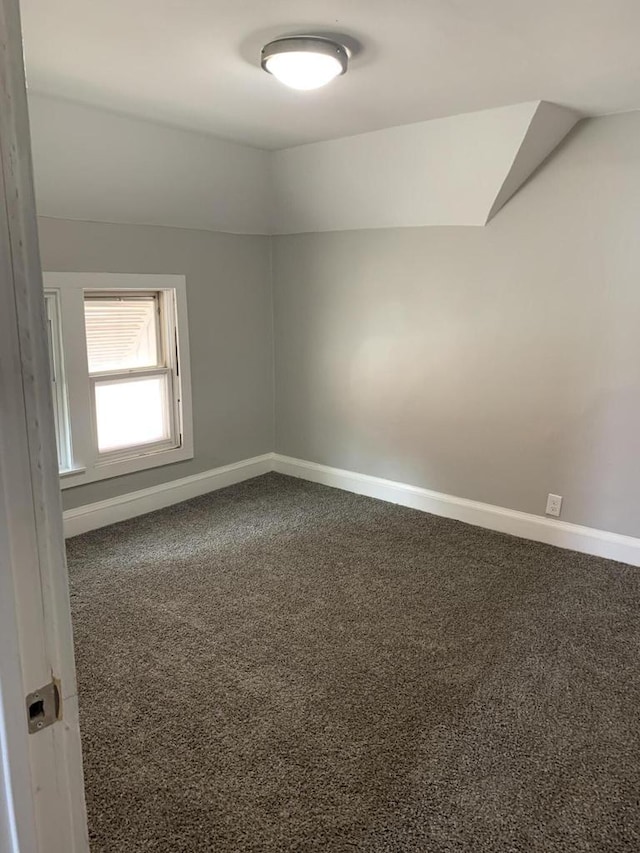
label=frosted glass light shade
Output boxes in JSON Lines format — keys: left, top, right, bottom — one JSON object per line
{"left": 261, "top": 37, "right": 348, "bottom": 90}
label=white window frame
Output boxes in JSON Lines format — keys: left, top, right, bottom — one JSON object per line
{"left": 44, "top": 290, "right": 73, "bottom": 471}
{"left": 42, "top": 273, "right": 194, "bottom": 489}
{"left": 85, "top": 290, "right": 178, "bottom": 461}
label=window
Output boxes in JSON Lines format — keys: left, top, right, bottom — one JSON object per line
{"left": 84, "top": 293, "right": 177, "bottom": 456}
{"left": 43, "top": 273, "right": 193, "bottom": 489}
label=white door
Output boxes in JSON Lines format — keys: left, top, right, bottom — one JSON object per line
{"left": 0, "top": 0, "right": 89, "bottom": 850}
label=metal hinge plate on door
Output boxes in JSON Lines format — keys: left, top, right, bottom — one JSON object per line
{"left": 26, "top": 680, "right": 61, "bottom": 734}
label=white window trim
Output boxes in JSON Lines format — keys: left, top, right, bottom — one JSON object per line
{"left": 44, "top": 290, "right": 73, "bottom": 471}
{"left": 43, "top": 272, "right": 194, "bottom": 490}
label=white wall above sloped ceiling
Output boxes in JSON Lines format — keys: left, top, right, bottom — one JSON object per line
{"left": 28, "top": 94, "right": 578, "bottom": 234}
{"left": 270, "top": 101, "right": 580, "bottom": 233}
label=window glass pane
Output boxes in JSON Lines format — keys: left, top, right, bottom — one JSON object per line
{"left": 94, "top": 375, "right": 171, "bottom": 452}
{"left": 84, "top": 295, "right": 159, "bottom": 373}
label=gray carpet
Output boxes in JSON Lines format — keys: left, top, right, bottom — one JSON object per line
{"left": 66, "top": 473, "right": 640, "bottom": 852}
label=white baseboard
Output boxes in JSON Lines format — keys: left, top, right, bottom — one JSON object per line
{"left": 63, "top": 453, "right": 273, "bottom": 537}
{"left": 272, "top": 454, "right": 640, "bottom": 567}
{"left": 63, "top": 450, "right": 640, "bottom": 567}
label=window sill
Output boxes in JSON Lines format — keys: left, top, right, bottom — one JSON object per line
{"left": 59, "top": 443, "right": 194, "bottom": 490}
{"left": 59, "top": 466, "right": 87, "bottom": 479}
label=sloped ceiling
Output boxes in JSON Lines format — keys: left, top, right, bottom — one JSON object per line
{"left": 29, "top": 93, "right": 579, "bottom": 234}
{"left": 28, "top": 93, "right": 272, "bottom": 235}
{"left": 486, "top": 102, "right": 580, "bottom": 223}
{"left": 271, "top": 101, "right": 580, "bottom": 233}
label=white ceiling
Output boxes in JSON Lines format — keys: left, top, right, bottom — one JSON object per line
{"left": 20, "top": 0, "right": 640, "bottom": 149}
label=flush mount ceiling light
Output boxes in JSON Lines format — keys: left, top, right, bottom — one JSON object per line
{"left": 261, "top": 36, "right": 349, "bottom": 90}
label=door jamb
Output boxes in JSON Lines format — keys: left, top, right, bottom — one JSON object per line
{"left": 0, "top": 1, "right": 89, "bottom": 850}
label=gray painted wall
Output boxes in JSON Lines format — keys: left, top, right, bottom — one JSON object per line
{"left": 38, "top": 217, "right": 274, "bottom": 510}
{"left": 273, "top": 113, "right": 640, "bottom": 538}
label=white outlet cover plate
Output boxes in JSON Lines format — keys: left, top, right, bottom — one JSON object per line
{"left": 546, "top": 494, "right": 563, "bottom": 516}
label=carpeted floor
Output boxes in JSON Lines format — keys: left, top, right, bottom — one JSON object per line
{"left": 66, "top": 473, "right": 640, "bottom": 852}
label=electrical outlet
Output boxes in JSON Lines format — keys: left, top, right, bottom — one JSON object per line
{"left": 545, "top": 493, "right": 563, "bottom": 517}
